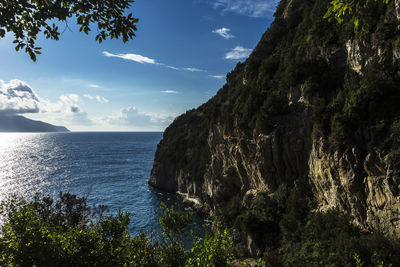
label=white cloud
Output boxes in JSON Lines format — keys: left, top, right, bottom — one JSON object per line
{"left": 96, "top": 96, "right": 109, "bottom": 104}
{"left": 212, "top": 0, "right": 279, "bottom": 17}
{"left": 163, "top": 64, "right": 204, "bottom": 72}
{"left": 213, "top": 27, "right": 235, "bottom": 39}
{"left": 161, "top": 90, "right": 179, "bottom": 94}
{"left": 44, "top": 94, "right": 94, "bottom": 126}
{"left": 59, "top": 94, "right": 82, "bottom": 115}
{"left": 60, "top": 94, "right": 79, "bottom": 106}
{"left": 103, "top": 51, "right": 157, "bottom": 64}
{"left": 164, "top": 65, "right": 180, "bottom": 70}
{"left": 0, "top": 80, "right": 96, "bottom": 128}
{"left": 0, "top": 80, "right": 178, "bottom": 130}
{"left": 104, "top": 51, "right": 203, "bottom": 73}
{"left": 88, "top": 84, "right": 100, "bottom": 88}
{"left": 105, "top": 107, "right": 175, "bottom": 128}
{"left": 68, "top": 94, "right": 80, "bottom": 102}
{"left": 41, "top": 110, "right": 93, "bottom": 127}
{"left": 183, "top": 67, "right": 204, "bottom": 72}
{"left": 209, "top": 75, "right": 225, "bottom": 79}
{"left": 36, "top": 94, "right": 80, "bottom": 115}
{"left": 83, "top": 94, "right": 94, "bottom": 100}
{"left": 0, "top": 79, "right": 41, "bottom": 114}
{"left": 84, "top": 94, "right": 109, "bottom": 104}
{"left": 225, "top": 46, "right": 252, "bottom": 60}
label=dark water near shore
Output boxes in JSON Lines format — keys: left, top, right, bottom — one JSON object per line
{"left": 0, "top": 132, "right": 199, "bottom": 236}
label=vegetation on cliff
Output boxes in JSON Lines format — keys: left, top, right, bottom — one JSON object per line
{"left": 213, "top": 0, "right": 399, "bottom": 147}
{"left": 152, "top": 0, "right": 399, "bottom": 183}
{"left": 324, "top": 0, "right": 392, "bottom": 32}
{"left": 224, "top": 184, "right": 400, "bottom": 266}
{"left": 150, "top": 0, "right": 400, "bottom": 263}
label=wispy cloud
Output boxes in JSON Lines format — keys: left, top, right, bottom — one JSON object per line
{"left": 96, "top": 96, "right": 109, "bottom": 104}
{"left": 209, "top": 75, "right": 225, "bottom": 79}
{"left": 225, "top": 46, "right": 252, "bottom": 60}
{"left": 212, "top": 28, "right": 235, "bottom": 39}
{"left": 84, "top": 94, "right": 109, "bottom": 104}
{"left": 88, "top": 84, "right": 100, "bottom": 88}
{"left": 161, "top": 90, "right": 179, "bottom": 94}
{"left": 164, "top": 65, "right": 180, "bottom": 71}
{"left": 103, "top": 51, "right": 156, "bottom": 64}
{"left": 212, "top": 0, "right": 279, "bottom": 17}
{"left": 103, "top": 51, "right": 203, "bottom": 73}
{"left": 162, "top": 64, "right": 204, "bottom": 72}
{"left": 183, "top": 67, "right": 203, "bottom": 72}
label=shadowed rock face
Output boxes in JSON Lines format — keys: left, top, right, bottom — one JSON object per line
{"left": 0, "top": 114, "right": 69, "bottom": 132}
{"left": 309, "top": 139, "right": 400, "bottom": 236}
{"left": 150, "top": 0, "right": 400, "bottom": 246}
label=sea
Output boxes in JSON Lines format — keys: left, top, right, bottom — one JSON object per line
{"left": 0, "top": 132, "right": 199, "bottom": 237}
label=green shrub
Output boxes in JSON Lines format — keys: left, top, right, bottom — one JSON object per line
{"left": 283, "top": 209, "right": 400, "bottom": 267}
{"left": 187, "top": 229, "right": 233, "bottom": 267}
{"left": 0, "top": 193, "right": 134, "bottom": 266}
{"left": 0, "top": 193, "right": 235, "bottom": 267}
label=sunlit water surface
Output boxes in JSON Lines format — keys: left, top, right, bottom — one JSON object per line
{"left": 0, "top": 132, "right": 197, "bottom": 236}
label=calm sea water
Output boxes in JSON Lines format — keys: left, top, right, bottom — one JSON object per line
{"left": 0, "top": 132, "right": 193, "bottom": 236}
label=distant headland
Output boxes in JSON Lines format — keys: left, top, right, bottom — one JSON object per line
{"left": 0, "top": 114, "right": 69, "bottom": 132}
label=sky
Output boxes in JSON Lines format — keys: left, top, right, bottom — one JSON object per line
{"left": 0, "top": 0, "right": 279, "bottom": 131}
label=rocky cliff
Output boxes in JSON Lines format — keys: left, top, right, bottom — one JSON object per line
{"left": 150, "top": 0, "right": 400, "bottom": 253}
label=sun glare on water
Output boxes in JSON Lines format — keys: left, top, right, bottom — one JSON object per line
{"left": 0, "top": 133, "right": 49, "bottom": 203}
{"left": 0, "top": 132, "right": 21, "bottom": 149}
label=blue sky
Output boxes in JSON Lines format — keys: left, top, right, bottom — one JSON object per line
{"left": 0, "top": 0, "right": 278, "bottom": 131}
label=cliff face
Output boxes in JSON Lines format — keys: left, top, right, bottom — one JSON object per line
{"left": 150, "top": 0, "right": 400, "bottom": 247}
{"left": 309, "top": 139, "right": 400, "bottom": 236}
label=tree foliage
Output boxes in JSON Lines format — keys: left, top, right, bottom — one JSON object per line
{"left": 324, "top": 0, "right": 391, "bottom": 32}
{"left": 1, "top": 191, "right": 399, "bottom": 266}
{"left": 0, "top": 193, "right": 234, "bottom": 266}
{"left": 0, "top": 0, "right": 138, "bottom": 61}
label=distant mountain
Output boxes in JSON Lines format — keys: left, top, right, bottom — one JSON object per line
{"left": 0, "top": 114, "right": 69, "bottom": 132}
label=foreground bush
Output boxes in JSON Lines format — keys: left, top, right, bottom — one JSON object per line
{"left": 1, "top": 192, "right": 399, "bottom": 266}
{"left": 0, "top": 193, "right": 233, "bottom": 267}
